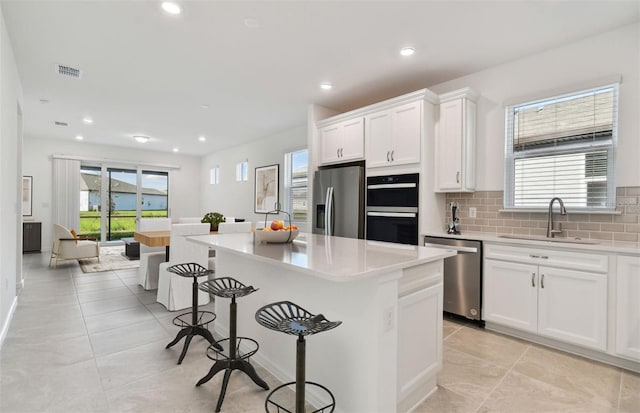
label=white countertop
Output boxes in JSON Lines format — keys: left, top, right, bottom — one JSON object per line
{"left": 189, "top": 232, "right": 455, "bottom": 282}
{"left": 423, "top": 231, "right": 640, "bottom": 255}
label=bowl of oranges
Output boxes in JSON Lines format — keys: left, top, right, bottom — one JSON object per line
{"left": 255, "top": 220, "right": 299, "bottom": 243}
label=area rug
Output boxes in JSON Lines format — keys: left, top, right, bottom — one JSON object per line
{"left": 79, "top": 245, "right": 140, "bottom": 273}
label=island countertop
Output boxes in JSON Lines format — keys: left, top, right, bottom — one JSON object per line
{"left": 188, "top": 232, "right": 455, "bottom": 282}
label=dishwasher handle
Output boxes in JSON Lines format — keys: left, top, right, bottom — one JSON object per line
{"left": 423, "top": 243, "right": 478, "bottom": 254}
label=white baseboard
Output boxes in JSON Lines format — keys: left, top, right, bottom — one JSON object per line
{"left": 0, "top": 295, "right": 18, "bottom": 350}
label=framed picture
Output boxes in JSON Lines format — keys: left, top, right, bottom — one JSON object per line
{"left": 254, "top": 164, "right": 279, "bottom": 213}
{"left": 22, "top": 176, "right": 33, "bottom": 216}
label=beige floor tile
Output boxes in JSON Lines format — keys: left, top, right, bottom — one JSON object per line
{"left": 513, "top": 345, "right": 622, "bottom": 409}
{"left": 89, "top": 318, "right": 172, "bottom": 357}
{"left": 80, "top": 294, "right": 145, "bottom": 317}
{"left": 437, "top": 347, "right": 508, "bottom": 402}
{"left": 479, "top": 370, "right": 616, "bottom": 413}
{"left": 77, "top": 285, "right": 135, "bottom": 303}
{"left": 445, "top": 325, "right": 530, "bottom": 368}
{"left": 619, "top": 370, "right": 640, "bottom": 413}
{"left": 443, "top": 319, "right": 463, "bottom": 339}
{"left": 414, "top": 385, "right": 481, "bottom": 413}
{"left": 84, "top": 305, "right": 155, "bottom": 334}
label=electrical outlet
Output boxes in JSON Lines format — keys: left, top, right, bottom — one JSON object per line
{"left": 383, "top": 307, "right": 395, "bottom": 332}
{"left": 469, "top": 207, "right": 477, "bottom": 218}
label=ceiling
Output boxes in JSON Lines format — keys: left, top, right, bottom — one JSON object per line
{"left": 2, "top": 1, "right": 639, "bottom": 156}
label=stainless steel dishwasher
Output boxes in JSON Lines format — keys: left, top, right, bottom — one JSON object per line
{"left": 424, "top": 236, "right": 483, "bottom": 325}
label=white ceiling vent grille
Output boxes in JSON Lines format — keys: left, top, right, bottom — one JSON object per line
{"left": 55, "top": 64, "right": 82, "bottom": 79}
{"left": 54, "top": 121, "right": 68, "bottom": 126}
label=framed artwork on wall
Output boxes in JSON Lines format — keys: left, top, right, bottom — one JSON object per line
{"left": 254, "top": 164, "right": 279, "bottom": 213}
{"left": 22, "top": 176, "right": 33, "bottom": 216}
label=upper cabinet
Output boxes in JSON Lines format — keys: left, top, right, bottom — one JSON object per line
{"left": 366, "top": 101, "right": 422, "bottom": 168}
{"left": 435, "top": 88, "right": 478, "bottom": 192}
{"left": 319, "top": 117, "right": 364, "bottom": 165}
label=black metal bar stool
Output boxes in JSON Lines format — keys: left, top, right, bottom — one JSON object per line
{"left": 165, "top": 263, "right": 222, "bottom": 364}
{"left": 255, "top": 301, "right": 342, "bottom": 413}
{"left": 197, "top": 277, "right": 269, "bottom": 412}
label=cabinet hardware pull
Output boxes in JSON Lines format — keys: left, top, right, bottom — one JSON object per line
{"left": 386, "top": 151, "right": 390, "bottom": 162}
{"left": 530, "top": 254, "right": 539, "bottom": 258}
{"left": 337, "top": 148, "right": 340, "bottom": 158}
{"left": 456, "top": 171, "right": 460, "bottom": 183}
{"left": 531, "top": 273, "right": 535, "bottom": 287}
{"left": 541, "top": 274, "right": 545, "bottom": 289}
{"left": 391, "top": 150, "right": 394, "bottom": 162}
{"left": 540, "top": 255, "right": 549, "bottom": 259}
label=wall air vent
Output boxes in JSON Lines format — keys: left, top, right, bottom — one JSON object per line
{"left": 54, "top": 121, "right": 68, "bottom": 126}
{"left": 55, "top": 64, "right": 82, "bottom": 79}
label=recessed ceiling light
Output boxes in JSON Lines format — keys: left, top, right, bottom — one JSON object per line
{"left": 320, "top": 83, "right": 332, "bottom": 90}
{"left": 82, "top": 117, "right": 93, "bottom": 124}
{"left": 198, "top": 136, "right": 206, "bottom": 142}
{"left": 161, "top": 2, "right": 181, "bottom": 15}
{"left": 134, "top": 135, "right": 149, "bottom": 143}
{"left": 400, "top": 47, "right": 415, "bottom": 56}
{"left": 172, "top": 147, "right": 179, "bottom": 153}
{"left": 75, "top": 135, "right": 84, "bottom": 141}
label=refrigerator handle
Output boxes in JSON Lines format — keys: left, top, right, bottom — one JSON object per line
{"left": 324, "top": 187, "right": 331, "bottom": 235}
{"left": 326, "top": 187, "right": 334, "bottom": 236}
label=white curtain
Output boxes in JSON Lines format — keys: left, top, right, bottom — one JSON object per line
{"left": 52, "top": 158, "right": 81, "bottom": 231}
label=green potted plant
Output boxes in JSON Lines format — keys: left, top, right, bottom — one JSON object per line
{"left": 201, "top": 212, "right": 225, "bottom": 232}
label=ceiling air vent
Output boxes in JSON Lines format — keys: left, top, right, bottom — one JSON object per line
{"left": 55, "top": 64, "right": 82, "bottom": 79}
{"left": 54, "top": 121, "right": 68, "bottom": 127}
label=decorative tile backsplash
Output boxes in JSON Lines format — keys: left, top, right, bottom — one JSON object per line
{"left": 445, "top": 187, "right": 640, "bottom": 243}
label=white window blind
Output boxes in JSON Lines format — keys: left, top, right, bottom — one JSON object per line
{"left": 284, "top": 149, "right": 308, "bottom": 225}
{"left": 504, "top": 84, "right": 618, "bottom": 210}
{"left": 209, "top": 166, "right": 219, "bottom": 185}
{"left": 236, "top": 161, "right": 248, "bottom": 182}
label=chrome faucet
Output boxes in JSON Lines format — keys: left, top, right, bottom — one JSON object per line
{"left": 546, "top": 197, "right": 567, "bottom": 238}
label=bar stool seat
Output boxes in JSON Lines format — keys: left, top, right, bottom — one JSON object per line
{"left": 197, "top": 277, "right": 269, "bottom": 412}
{"left": 165, "top": 263, "right": 222, "bottom": 364}
{"left": 255, "top": 301, "right": 341, "bottom": 413}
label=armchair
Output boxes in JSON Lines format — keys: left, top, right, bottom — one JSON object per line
{"left": 49, "top": 224, "right": 100, "bottom": 268}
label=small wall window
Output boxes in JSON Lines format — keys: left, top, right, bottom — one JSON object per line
{"left": 504, "top": 83, "right": 618, "bottom": 210}
{"left": 284, "top": 149, "right": 308, "bottom": 227}
{"left": 236, "top": 161, "right": 248, "bottom": 182}
{"left": 209, "top": 166, "right": 219, "bottom": 185}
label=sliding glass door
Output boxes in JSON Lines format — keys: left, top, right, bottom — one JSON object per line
{"left": 80, "top": 165, "right": 169, "bottom": 242}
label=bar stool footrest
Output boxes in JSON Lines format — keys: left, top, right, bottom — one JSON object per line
{"left": 172, "top": 310, "right": 216, "bottom": 329}
{"left": 205, "top": 337, "right": 259, "bottom": 362}
{"left": 265, "top": 381, "right": 336, "bottom": 413}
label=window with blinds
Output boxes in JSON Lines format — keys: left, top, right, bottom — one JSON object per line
{"left": 504, "top": 84, "right": 618, "bottom": 210}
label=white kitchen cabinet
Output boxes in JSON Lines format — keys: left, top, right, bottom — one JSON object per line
{"left": 366, "top": 101, "right": 422, "bottom": 168}
{"left": 435, "top": 88, "right": 477, "bottom": 192}
{"left": 319, "top": 117, "right": 364, "bottom": 165}
{"left": 483, "top": 243, "right": 608, "bottom": 351}
{"left": 616, "top": 255, "right": 640, "bottom": 361}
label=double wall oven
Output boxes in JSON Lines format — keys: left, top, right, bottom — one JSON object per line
{"left": 365, "top": 173, "right": 419, "bottom": 245}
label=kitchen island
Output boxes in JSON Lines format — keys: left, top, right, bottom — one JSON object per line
{"left": 188, "top": 232, "right": 455, "bottom": 413}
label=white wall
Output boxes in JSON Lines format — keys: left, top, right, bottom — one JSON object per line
{"left": 429, "top": 23, "right": 640, "bottom": 190}
{"left": 0, "top": 6, "right": 23, "bottom": 344}
{"left": 22, "top": 136, "right": 202, "bottom": 250}
{"left": 200, "top": 126, "right": 306, "bottom": 226}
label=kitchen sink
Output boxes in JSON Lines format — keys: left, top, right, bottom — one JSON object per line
{"left": 497, "top": 234, "right": 600, "bottom": 245}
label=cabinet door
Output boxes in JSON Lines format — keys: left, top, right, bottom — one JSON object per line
{"left": 616, "top": 255, "right": 640, "bottom": 360}
{"left": 436, "top": 99, "right": 463, "bottom": 191}
{"left": 538, "top": 266, "right": 607, "bottom": 351}
{"left": 340, "top": 117, "right": 364, "bottom": 161}
{"left": 319, "top": 124, "right": 341, "bottom": 164}
{"left": 390, "top": 101, "right": 422, "bottom": 166}
{"left": 397, "top": 282, "right": 442, "bottom": 406}
{"left": 365, "top": 110, "right": 392, "bottom": 168}
{"left": 483, "top": 259, "right": 538, "bottom": 333}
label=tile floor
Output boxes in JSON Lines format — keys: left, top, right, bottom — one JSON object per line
{"left": 1, "top": 252, "right": 639, "bottom": 412}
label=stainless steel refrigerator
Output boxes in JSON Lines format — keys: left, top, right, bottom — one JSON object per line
{"left": 312, "top": 163, "right": 365, "bottom": 239}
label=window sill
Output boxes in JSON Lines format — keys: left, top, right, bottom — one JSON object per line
{"left": 499, "top": 208, "right": 621, "bottom": 215}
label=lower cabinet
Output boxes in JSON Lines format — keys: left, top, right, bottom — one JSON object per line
{"left": 23, "top": 221, "right": 42, "bottom": 253}
{"left": 484, "top": 244, "right": 608, "bottom": 351}
{"left": 616, "top": 255, "right": 640, "bottom": 361}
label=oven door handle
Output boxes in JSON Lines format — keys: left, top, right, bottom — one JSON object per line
{"left": 367, "top": 183, "right": 417, "bottom": 189}
{"left": 366, "top": 211, "right": 417, "bottom": 218}
{"left": 423, "top": 243, "right": 478, "bottom": 254}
